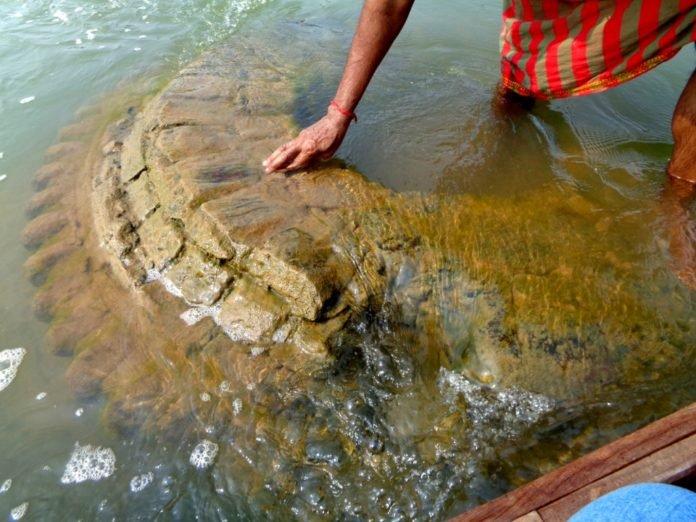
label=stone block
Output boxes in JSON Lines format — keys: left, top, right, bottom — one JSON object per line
{"left": 126, "top": 173, "right": 158, "bottom": 224}
{"left": 136, "top": 211, "right": 184, "bottom": 270}
{"left": 119, "top": 116, "right": 146, "bottom": 183}
{"left": 215, "top": 276, "right": 289, "bottom": 343}
{"left": 152, "top": 125, "right": 237, "bottom": 165}
{"left": 290, "top": 312, "right": 350, "bottom": 356}
{"left": 164, "top": 246, "right": 232, "bottom": 306}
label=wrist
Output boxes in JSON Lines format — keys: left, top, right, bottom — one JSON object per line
{"left": 328, "top": 99, "right": 357, "bottom": 124}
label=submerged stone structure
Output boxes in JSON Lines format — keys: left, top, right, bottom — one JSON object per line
{"left": 20, "top": 32, "right": 695, "bottom": 520}
{"left": 24, "top": 36, "right": 694, "bottom": 405}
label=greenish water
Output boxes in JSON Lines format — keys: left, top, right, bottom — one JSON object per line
{"left": 0, "top": 1, "right": 694, "bottom": 520}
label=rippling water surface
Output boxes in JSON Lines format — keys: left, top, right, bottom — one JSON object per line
{"left": 1, "top": 1, "right": 694, "bottom": 520}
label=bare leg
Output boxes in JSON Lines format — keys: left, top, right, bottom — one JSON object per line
{"left": 661, "top": 176, "right": 695, "bottom": 290}
{"left": 493, "top": 84, "right": 536, "bottom": 116}
{"left": 668, "top": 69, "right": 696, "bottom": 183}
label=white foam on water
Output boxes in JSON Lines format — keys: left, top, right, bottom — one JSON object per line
{"left": 86, "top": 29, "right": 97, "bottom": 41}
{"left": 145, "top": 269, "right": 183, "bottom": 298}
{"left": 19, "top": 97, "right": 35, "bottom": 105}
{"left": 75, "top": 38, "right": 82, "bottom": 45}
{"left": 35, "top": 392, "right": 46, "bottom": 400}
{"left": 189, "top": 440, "right": 218, "bottom": 469}
{"left": 438, "top": 369, "right": 555, "bottom": 441}
{"left": 0, "top": 348, "right": 26, "bottom": 392}
{"left": 53, "top": 10, "right": 69, "bottom": 23}
{"left": 232, "top": 398, "right": 242, "bottom": 416}
{"left": 148, "top": 268, "right": 227, "bottom": 328}
{"left": 0, "top": 478, "right": 11, "bottom": 493}
{"left": 129, "top": 472, "right": 154, "bottom": 493}
{"left": 180, "top": 302, "right": 221, "bottom": 326}
{"left": 75, "top": 408, "right": 84, "bottom": 417}
{"left": 133, "top": 47, "right": 142, "bottom": 52}
{"left": 0, "top": 175, "right": 7, "bottom": 182}
{"left": 60, "top": 443, "right": 116, "bottom": 484}
{"left": 180, "top": 307, "right": 204, "bottom": 325}
{"left": 0, "top": 152, "right": 4, "bottom": 159}
{"left": 10, "top": 502, "right": 27, "bottom": 520}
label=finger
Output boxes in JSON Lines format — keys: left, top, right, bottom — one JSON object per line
{"left": 263, "top": 142, "right": 293, "bottom": 168}
{"left": 266, "top": 147, "right": 301, "bottom": 173}
{"left": 282, "top": 150, "right": 314, "bottom": 173}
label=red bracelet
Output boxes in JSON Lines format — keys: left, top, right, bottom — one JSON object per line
{"left": 329, "top": 100, "right": 357, "bottom": 123}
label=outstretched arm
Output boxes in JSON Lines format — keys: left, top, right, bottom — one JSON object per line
{"left": 263, "top": 0, "right": 415, "bottom": 173}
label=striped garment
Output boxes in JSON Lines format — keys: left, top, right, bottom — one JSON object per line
{"left": 500, "top": 0, "right": 696, "bottom": 99}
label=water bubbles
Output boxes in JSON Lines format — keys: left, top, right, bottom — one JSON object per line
{"left": 10, "top": 502, "right": 27, "bottom": 521}
{"left": 75, "top": 408, "right": 84, "bottom": 417}
{"left": 19, "top": 97, "right": 35, "bottom": 105}
{"left": 60, "top": 443, "right": 116, "bottom": 484}
{"left": 0, "top": 478, "right": 11, "bottom": 493}
{"left": 232, "top": 398, "right": 242, "bottom": 416}
{"left": 35, "top": 392, "right": 47, "bottom": 400}
{"left": 200, "top": 392, "right": 211, "bottom": 402}
{"left": 129, "top": 472, "right": 154, "bottom": 493}
{"left": 218, "top": 381, "right": 231, "bottom": 394}
{"left": 189, "top": 440, "right": 218, "bottom": 469}
{"left": 0, "top": 348, "right": 26, "bottom": 392}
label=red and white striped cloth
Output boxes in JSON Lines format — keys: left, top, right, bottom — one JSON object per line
{"left": 500, "top": 0, "right": 696, "bottom": 99}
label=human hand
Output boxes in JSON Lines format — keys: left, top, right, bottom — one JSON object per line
{"left": 263, "top": 110, "right": 352, "bottom": 173}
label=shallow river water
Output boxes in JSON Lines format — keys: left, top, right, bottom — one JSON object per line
{"left": 0, "top": 1, "right": 695, "bottom": 520}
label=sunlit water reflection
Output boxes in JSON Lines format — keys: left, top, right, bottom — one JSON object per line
{"left": 1, "top": 1, "right": 694, "bottom": 520}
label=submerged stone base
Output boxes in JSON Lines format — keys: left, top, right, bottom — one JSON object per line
{"left": 22, "top": 36, "right": 694, "bottom": 441}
